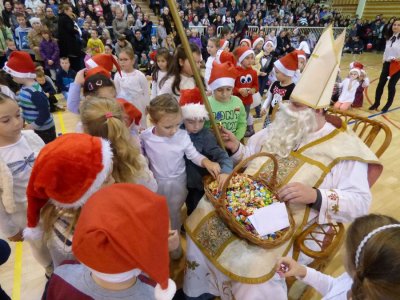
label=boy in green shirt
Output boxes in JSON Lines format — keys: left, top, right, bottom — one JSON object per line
{"left": 207, "top": 61, "right": 247, "bottom": 140}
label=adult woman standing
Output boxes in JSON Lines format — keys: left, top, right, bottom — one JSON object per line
{"left": 370, "top": 19, "right": 400, "bottom": 112}
{"left": 58, "top": 4, "right": 83, "bottom": 72}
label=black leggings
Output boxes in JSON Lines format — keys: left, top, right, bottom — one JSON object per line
{"left": 374, "top": 61, "right": 400, "bottom": 109}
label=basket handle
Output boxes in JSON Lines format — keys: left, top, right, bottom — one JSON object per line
{"left": 220, "top": 152, "right": 279, "bottom": 197}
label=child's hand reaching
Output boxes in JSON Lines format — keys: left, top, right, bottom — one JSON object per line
{"left": 202, "top": 159, "right": 221, "bottom": 179}
{"left": 217, "top": 173, "right": 229, "bottom": 191}
{"left": 239, "top": 88, "right": 249, "bottom": 97}
{"left": 276, "top": 257, "right": 307, "bottom": 279}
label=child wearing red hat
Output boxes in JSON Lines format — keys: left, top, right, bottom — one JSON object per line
{"left": 207, "top": 61, "right": 247, "bottom": 140}
{"left": 334, "top": 67, "right": 361, "bottom": 111}
{"left": 233, "top": 46, "right": 259, "bottom": 137}
{"left": 3, "top": 51, "right": 56, "bottom": 143}
{"left": 350, "top": 62, "right": 370, "bottom": 108}
{"left": 204, "top": 37, "right": 220, "bottom": 91}
{"left": 23, "top": 133, "right": 114, "bottom": 268}
{"left": 44, "top": 184, "right": 177, "bottom": 300}
{"left": 261, "top": 51, "right": 297, "bottom": 128}
{"left": 179, "top": 88, "right": 233, "bottom": 216}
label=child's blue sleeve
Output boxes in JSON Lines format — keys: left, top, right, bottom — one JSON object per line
{"left": 203, "top": 129, "right": 233, "bottom": 174}
{"left": 30, "top": 92, "right": 51, "bottom": 128}
{"left": 66, "top": 82, "right": 82, "bottom": 114}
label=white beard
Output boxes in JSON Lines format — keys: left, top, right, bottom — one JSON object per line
{"left": 262, "top": 102, "right": 318, "bottom": 158}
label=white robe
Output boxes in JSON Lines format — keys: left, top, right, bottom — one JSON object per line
{"left": 183, "top": 122, "right": 371, "bottom": 299}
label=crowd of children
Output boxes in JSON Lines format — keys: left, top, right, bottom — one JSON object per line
{"left": 0, "top": 17, "right": 390, "bottom": 298}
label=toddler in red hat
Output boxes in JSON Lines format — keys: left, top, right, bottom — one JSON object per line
{"left": 3, "top": 51, "right": 56, "bottom": 143}
{"left": 23, "top": 133, "right": 114, "bottom": 268}
{"left": 44, "top": 183, "right": 177, "bottom": 300}
{"left": 261, "top": 51, "right": 297, "bottom": 128}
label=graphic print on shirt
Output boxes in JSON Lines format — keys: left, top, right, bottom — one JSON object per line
{"left": 7, "top": 152, "right": 35, "bottom": 176}
{"left": 271, "top": 85, "right": 287, "bottom": 107}
{"left": 213, "top": 106, "right": 242, "bottom": 132}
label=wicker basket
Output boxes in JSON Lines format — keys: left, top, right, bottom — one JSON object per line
{"left": 204, "top": 152, "right": 295, "bottom": 249}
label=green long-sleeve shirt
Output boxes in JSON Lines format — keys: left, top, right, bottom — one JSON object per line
{"left": 206, "top": 95, "right": 247, "bottom": 140}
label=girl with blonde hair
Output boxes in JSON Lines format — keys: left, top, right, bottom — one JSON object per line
{"left": 80, "top": 96, "right": 157, "bottom": 190}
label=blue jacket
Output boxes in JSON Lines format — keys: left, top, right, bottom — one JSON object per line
{"left": 183, "top": 126, "right": 233, "bottom": 190}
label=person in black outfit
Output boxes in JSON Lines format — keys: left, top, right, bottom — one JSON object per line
{"left": 161, "top": 7, "right": 173, "bottom": 35}
{"left": 370, "top": 19, "right": 400, "bottom": 112}
{"left": 132, "top": 30, "right": 148, "bottom": 59}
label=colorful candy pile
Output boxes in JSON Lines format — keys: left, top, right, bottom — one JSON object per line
{"left": 208, "top": 174, "right": 283, "bottom": 239}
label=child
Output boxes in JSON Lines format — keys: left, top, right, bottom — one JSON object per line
{"left": 141, "top": 95, "right": 221, "bottom": 257}
{"left": 207, "top": 61, "right": 247, "bottom": 140}
{"left": 188, "top": 29, "right": 202, "bottom": 50}
{"left": 56, "top": 57, "right": 76, "bottom": 99}
{"left": 0, "top": 93, "right": 53, "bottom": 277}
{"left": 157, "top": 18, "right": 167, "bottom": 45}
{"left": 35, "top": 67, "right": 63, "bottom": 112}
{"left": 159, "top": 43, "right": 202, "bottom": 102}
{"left": 114, "top": 48, "right": 150, "bottom": 129}
{"left": 292, "top": 50, "right": 307, "bottom": 84}
{"left": 14, "top": 13, "right": 31, "bottom": 51}
{"left": 39, "top": 30, "right": 60, "bottom": 81}
{"left": 150, "top": 47, "right": 171, "bottom": 99}
{"left": 87, "top": 29, "right": 105, "bottom": 56}
{"left": 180, "top": 88, "right": 233, "bottom": 216}
{"left": 204, "top": 37, "right": 219, "bottom": 91}
{"left": 261, "top": 51, "right": 297, "bottom": 128}
{"left": 277, "top": 214, "right": 400, "bottom": 299}
{"left": 149, "top": 35, "right": 160, "bottom": 52}
{"left": 44, "top": 184, "right": 177, "bottom": 300}
{"left": 240, "top": 38, "right": 252, "bottom": 48}
{"left": 23, "top": 133, "right": 114, "bottom": 268}
{"left": 3, "top": 51, "right": 56, "bottom": 143}
{"left": 5, "top": 39, "right": 16, "bottom": 59}
{"left": 334, "top": 67, "right": 361, "bottom": 111}
{"left": 80, "top": 96, "right": 157, "bottom": 191}
{"left": 252, "top": 36, "right": 265, "bottom": 119}
{"left": 350, "top": 62, "right": 370, "bottom": 108}
{"left": 233, "top": 46, "right": 259, "bottom": 137}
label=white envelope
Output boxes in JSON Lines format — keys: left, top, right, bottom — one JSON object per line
{"left": 248, "top": 202, "right": 290, "bottom": 236}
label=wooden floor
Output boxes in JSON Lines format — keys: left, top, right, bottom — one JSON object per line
{"left": 1, "top": 52, "right": 400, "bottom": 299}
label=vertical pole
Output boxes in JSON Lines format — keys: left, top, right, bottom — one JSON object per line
{"left": 166, "top": 0, "right": 225, "bottom": 149}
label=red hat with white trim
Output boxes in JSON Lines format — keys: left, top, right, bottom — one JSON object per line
{"left": 274, "top": 51, "right": 298, "bottom": 77}
{"left": 215, "top": 49, "right": 236, "bottom": 64}
{"left": 234, "top": 46, "right": 254, "bottom": 65}
{"left": 179, "top": 87, "right": 209, "bottom": 120}
{"left": 3, "top": 51, "right": 36, "bottom": 78}
{"left": 72, "top": 183, "right": 176, "bottom": 300}
{"left": 240, "top": 38, "right": 252, "bottom": 47}
{"left": 117, "top": 98, "right": 142, "bottom": 126}
{"left": 349, "top": 61, "right": 364, "bottom": 70}
{"left": 23, "top": 133, "right": 113, "bottom": 240}
{"left": 219, "top": 39, "right": 229, "bottom": 50}
{"left": 252, "top": 36, "right": 264, "bottom": 49}
{"left": 294, "top": 49, "right": 307, "bottom": 61}
{"left": 263, "top": 40, "right": 275, "bottom": 51}
{"left": 86, "top": 53, "right": 121, "bottom": 75}
{"left": 208, "top": 61, "right": 239, "bottom": 91}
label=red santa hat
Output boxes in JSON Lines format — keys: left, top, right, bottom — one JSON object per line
{"left": 179, "top": 87, "right": 209, "bottom": 120}
{"left": 349, "top": 68, "right": 361, "bottom": 76}
{"left": 263, "top": 40, "right": 275, "bottom": 51}
{"left": 252, "top": 36, "right": 264, "bottom": 49}
{"left": 215, "top": 49, "right": 236, "bottom": 65}
{"left": 117, "top": 98, "right": 142, "bottom": 126}
{"left": 240, "top": 38, "right": 252, "bottom": 48}
{"left": 219, "top": 39, "right": 229, "bottom": 50}
{"left": 3, "top": 51, "right": 36, "bottom": 78}
{"left": 72, "top": 183, "right": 176, "bottom": 300}
{"left": 349, "top": 61, "right": 364, "bottom": 70}
{"left": 23, "top": 133, "right": 113, "bottom": 240}
{"left": 273, "top": 51, "right": 299, "bottom": 77}
{"left": 388, "top": 59, "right": 400, "bottom": 79}
{"left": 208, "top": 61, "right": 238, "bottom": 91}
{"left": 149, "top": 51, "right": 157, "bottom": 62}
{"left": 86, "top": 53, "right": 121, "bottom": 75}
{"left": 294, "top": 49, "right": 307, "bottom": 61}
{"left": 85, "top": 66, "right": 111, "bottom": 79}
{"left": 234, "top": 46, "right": 255, "bottom": 65}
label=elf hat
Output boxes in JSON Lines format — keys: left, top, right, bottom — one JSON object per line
{"left": 219, "top": 39, "right": 229, "bottom": 50}
{"left": 273, "top": 51, "right": 299, "bottom": 77}
{"left": 72, "top": 183, "right": 176, "bottom": 300}
{"left": 234, "top": 46, "right": 254, "bottom": 65}
{"left": 388, "top": 59, "right": 400, "bottom": 79}
{"left": 117, "top": 98, "right": 142, "bottom": 126}
{"left": 263, "top": 40, "right": 275, "bottom": 51}
{"left": 86, "top": 53, "right": 121, "bottom": 75}
{"left": 3, "top": 51, "right": 36, "bottom": 79}
{"left": 179, "top": 87, "right": 209, "bottom": 120}
{"left": 85, "top": 66, "right": 111, "bottom": 79}
{"left": 239, "top": 38, "right": 252, "bottom": 48}
{"left": 294, "top": 49, "right": 307, "bottom": 61}
{"left": 208, "top": 61, "right": 238, "bottom": 91}
{"left": 215, "top": 49, "right": 236, "bottom": 65}
{"left": 252, "top": 36, "right": 264, "bottom": 49}
{"left": 23, "top": 133, "right": 113, "bottom": 240}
